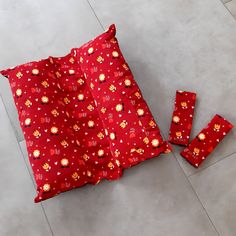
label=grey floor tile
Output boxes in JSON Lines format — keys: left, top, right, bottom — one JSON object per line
{"left": 0, "top": 96, "right": 52, "bottom": 236}
{"left": 19, "top": 140, "right": 33, "bottom": 176}
{"left": 0, "top": 79, "right": 24, "bottom": 141}
{"left": 0, "top": 0, "right": 104, "bottom": 142}
{"left": 189, "top": 153, "right": 236, "bottom": 236}
{"left": 0, "top": 0, "right": 235, "bottom": 235}
{"left": 226, "top": 0, "right": 236, "bottom": 17}
{"left": 20, "top": 123, "right": 218, "bottom": 235}
{"left": 38, "top": 154, "right": 217, "bottom": 236}
{"left": 173, "top": 132, "right": 235, "bottom": 177}
{"left": 89, "top": 0, "right": 236, "bottom": 176}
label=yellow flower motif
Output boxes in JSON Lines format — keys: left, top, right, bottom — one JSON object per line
{"left": 50, "top": 126, "right": 58, "bottom": 134}
{"left": 24, "top": 118, "right": 31, "bottom": 126}
{"left": 112, "top": 51, "right": 119, "bottom": 58}
{"left": 137, "top": 108, "right": 144, "bottom": 116}
{"left": 116, "top": 104, "right": 123, "bottom": 112}
{"left": 151, "top": 139, "right": 159, "bottom": 148}
{"left": 33, "top": 149, "right": 40, "bottom": 158}
{"left": 77, "top": 94, "right": 84, "bottom": 101}
{"left": 43, "top": 184, "right": 50, "bottom": 192}
{"left": 16, "top": 89, "right": 22, "bottom": 97}
{"left": 88, "top": 47, "right": 94, "bottom": 54}
{"left": 109, "top": 132, "right": 116, "bottom": 140}
{"left": 124, "top": 79, "right": 131, "bottom": 87}
{"left": 41, "top": 96, "right": 49, "bottom": 104}
{"left": 61, "top": 158, "right": 69, "bottom": 167}
{"left": 88, "top": 120, "right": 95, "bottom": 128}
{"left": 98, "top": 149, "right": 105, "bottom": 157}
{"left": 68, "top": 69, "right": 75, "bottom": 75}
{"left": 173, "top": 116, "right": 180, "bottom": 124}
{"left": 32, "top": 69, "right": 39, "bottom": 75}
{"left": 99, "top": 74, "right": 105, "bottom": 82}
{"left": 198, "top": 133, "right": 206, "bottom": 140}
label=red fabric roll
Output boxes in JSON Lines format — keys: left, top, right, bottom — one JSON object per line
{"left": 180, "top": 114, "right": 234, "bottom": 168}
{"left": 168, "top": 90, "right": 197, "bottom": 146}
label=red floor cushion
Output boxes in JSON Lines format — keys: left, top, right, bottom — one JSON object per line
{"left": 0, "top": 24, "right": 171, "bottom": 202}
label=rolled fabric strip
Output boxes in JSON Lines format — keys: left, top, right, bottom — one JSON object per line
{"left": 168, "top": 90, "right": 197, "bottom": 146}
{"left": 180, "top": 114, "right": 234, "bottom": 168}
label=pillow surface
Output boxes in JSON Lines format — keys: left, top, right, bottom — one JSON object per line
{"left": 0, "top": 24, "right": 171, "bottom": 202}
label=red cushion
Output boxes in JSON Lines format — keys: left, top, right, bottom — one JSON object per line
{"left": 0, "top": 24, "right": 171, "bottom": 202}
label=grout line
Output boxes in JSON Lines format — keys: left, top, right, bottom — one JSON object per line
{"left": 0, "top": 90, "right": 24, "bottom": 142}
{"left": 17, "top": 142, "right": 55, "bottom": 236}
{"left": 171, "top": 150, "right": 221, "bottom": 235}
{"left": 0, "top": 95, "right": 55, "bottom": 236}
{"left": 86, "top": 0, "right": 105, "bottom": 30}
{"left": 222, "top": 0, "right": 232, "bottom": 3}
{"left": 220, "top": 0, "right": 236, "bottom": 20}
{"left": 161, "top": 131, "right": 220, "bottom": 235}
{"left": 188, "top": 150, "right": 236, "bottom": 177}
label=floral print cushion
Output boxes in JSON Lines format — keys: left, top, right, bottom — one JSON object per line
{"left": 0, "top": 24, "right": 171, "bottom": 202}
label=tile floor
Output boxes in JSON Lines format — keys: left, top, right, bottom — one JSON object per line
{"left": 0, "top": 0, "right": 235, "bottom": 235}
{"left": 225, "top": 0, "right": 236, "bottom": 17}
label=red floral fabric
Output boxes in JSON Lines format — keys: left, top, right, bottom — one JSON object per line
{"left": 0, "top": 24, "right": 171, "bottom": 202}
{"left": 180, "top": 114, "right": 233, "bottom": 168}
{"left": 168, "top": 90, "right": 196, "bottom": 146}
